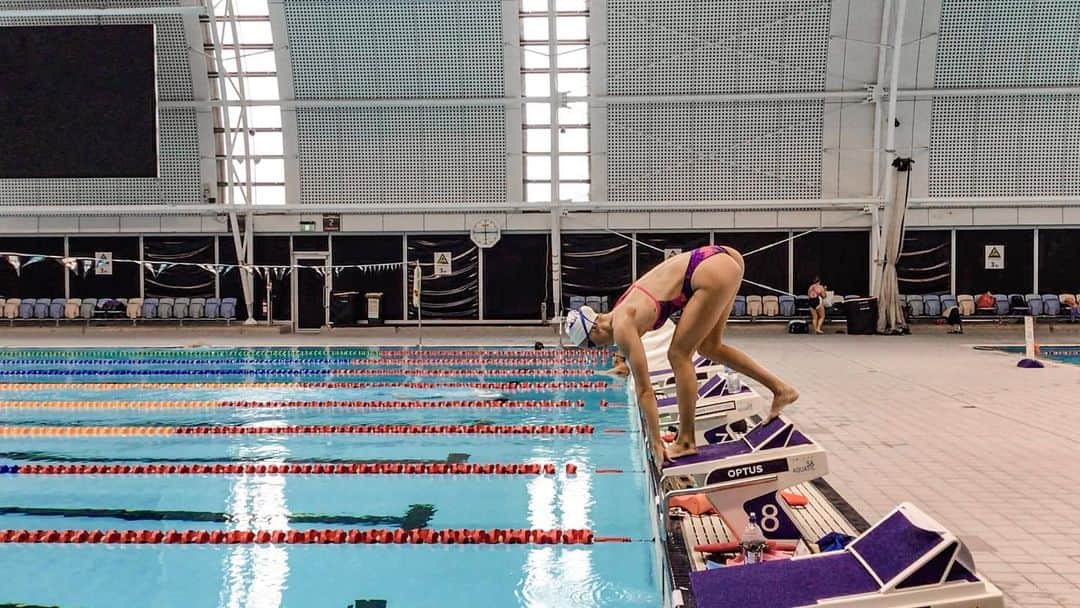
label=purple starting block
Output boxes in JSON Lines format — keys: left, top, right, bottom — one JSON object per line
{"left": 689, "top": 503, "right": 1003, "bottom": 608}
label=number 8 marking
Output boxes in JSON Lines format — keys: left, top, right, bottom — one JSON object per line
{"left": 760, "top": 504, "right": 781, "bottom": 533}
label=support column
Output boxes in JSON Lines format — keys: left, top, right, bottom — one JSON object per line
{"left": 870, "top": 205, "right": 881, "bottom": 295}
{"left": 950, "top": 229, "right": 957, "bottom": 296}
{"left": 871, "top": 0, "right": 893, "bottom": 198}
{"left": 877, "top": 0, "right": 907, "bottom": 294}
{"left": 1033, "top": 228, "right": 1039, "bottom": 294}
{"left": 550, "top": 207, "right": 563, "bottom": 339}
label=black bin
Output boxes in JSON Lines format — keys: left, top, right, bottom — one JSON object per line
{"left": 331, "top": 292, "right": 359, "bottom": 326}
{"left": 845, "top": 297, "right": 878, "bottom": 335}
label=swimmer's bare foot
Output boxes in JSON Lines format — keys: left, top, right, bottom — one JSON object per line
{"left": 665, "top": 438, "right": 698, "bottom": 461}
{"left": 651, "top": 444, "right": 668, "bottom": 470}
{"left": 766, "top": 385, "right": 799, "bottom": 421}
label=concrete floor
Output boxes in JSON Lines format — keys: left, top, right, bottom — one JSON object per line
{"left": 1, "top": 321, "right": 1078, "bottom": 605}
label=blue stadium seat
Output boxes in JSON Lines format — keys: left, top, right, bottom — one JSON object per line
{"left": 778, "top": 295, "right": 795, "bottom": 316}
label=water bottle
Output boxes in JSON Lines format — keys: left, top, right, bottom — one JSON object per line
{"left": 741, "top": 512, "right": 766, "bottom": 565}
{"left": 725, "top": 367, "right": 741, "bottom": 393}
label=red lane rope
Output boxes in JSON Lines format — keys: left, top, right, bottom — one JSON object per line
{"left": 0, "top": 381, "right": 611, "bottom": 392}
{"left": 350, "top": 358, "right": 597, "bottom": 366}
{"left": 13, "top": 462, "right": 563, "bottom": 476}
{"left": 0, "top": 424, "right": 597, "bottom": 437}
{"left": 0, "top": 528, "right": 596, "bottom": 545}
{"left": 331, "top": 369, "right": 593, "bottom": 378}
{"left": 0, "top": 399, "right": 586, "bottom": 410}
{"left": 373, "top": 349, "right": 605, "bottom": 359}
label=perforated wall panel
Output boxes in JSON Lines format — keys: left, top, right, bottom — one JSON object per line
{"left": 936, "top": 0, "right": 1080, "bottom": 89}
{"left": 282, "top": 0, "right": 504, "bottom": 99}
{"left": 295, "top": 107, "right": 507, "bottom": 205}
{"left": 606, "top": 0, "right": 830, "bottom": 95}
{"left": 0, "top": 1, "right": 202, "bottom": 206}
{"left": 607, "top": 101, "right": 823, "bottom": 201}
{"left": 930, "top": 96, "right": 1080, "bottom": 197}
{"left": 930, "top": 0, "right": 1080, "bottom": 197}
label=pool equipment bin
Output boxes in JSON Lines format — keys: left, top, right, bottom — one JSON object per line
{"left": 364, "top": 292, "right": 384, "bottom": 326}
{"left": 845, "top": 297, "right": 878, "bottom": 335}
{"left": 331, "top": 291, "right": 359, "bottom": 326}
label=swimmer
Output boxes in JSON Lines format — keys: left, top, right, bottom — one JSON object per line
{"left": 601, "top": 353, "right": 630, "bottom": 377}
{"left": 565, "top": 245, "right": 798, "bottom": 465}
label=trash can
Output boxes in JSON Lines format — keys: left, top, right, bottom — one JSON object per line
{"left": 364, "top": 292, "right": 384, "bottom": 326}
{"left": 331, "top": 292, "right": 359, "bottom": 326}
{"left": 845, "top": 297, "right": 878, "bottom": 335}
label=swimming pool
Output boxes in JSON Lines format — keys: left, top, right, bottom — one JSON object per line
{"left": 984, "top": 345, "right": 1080, "bottom": 365}
{"left": 0, "top": 347, "right": 661, "bottom": 608}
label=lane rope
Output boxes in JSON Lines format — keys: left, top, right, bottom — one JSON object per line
{"left": 0, "top": 528, "right": 598, "bottom": 545}
{"left": 0, "top": 399, "right": 586, "bottom": 410}
{"left": 1, "top": 462, "right": 586, "bottom": 476}
{"left": 0, "top": 424, "right": 598, "bottom": 436}
{"left": 0, "top": 380, "right": 611, "bottom": 391}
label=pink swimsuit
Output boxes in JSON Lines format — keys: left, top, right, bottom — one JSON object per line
{"left": 615, "top": 245, "right": 727, "bottom": 330}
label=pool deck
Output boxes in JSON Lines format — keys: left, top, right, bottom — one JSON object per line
{"left": 2, "top": 323, "right": 1079, "bottom": 605}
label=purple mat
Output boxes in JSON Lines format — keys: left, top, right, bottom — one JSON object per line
{"left": 851, "top": 511, "right": 943, "bottom": 583}
{"left": 664, "top": 437, "right": 752, "bottom": 468}
{"left": 744, "top": 417, "right": 788, "bottom": 449}
{"left": 897, "top": 541, "right": 956, "bottom": 589}
{"left": 690, "top": 553, "right": 878, "bottom": 608}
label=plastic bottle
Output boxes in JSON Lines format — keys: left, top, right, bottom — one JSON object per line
{"left": 725, "top": 367, "right": 742, "bottom": 393}
{"left": 740, "top": 512, "right": 766, "bottom": 564}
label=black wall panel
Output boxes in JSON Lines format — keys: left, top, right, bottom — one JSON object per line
{"left": 254, "top": 236, "right": 291, "bottom": 321}
{"left": 407, "top": 235, "right": 478, "bottom": 320}
{"left": 333, "top": 235, "right": 404, "bottom": 321}
{"left": 69, "top": 237, "right": 140, "bottom": 299}
{"left": 483, "top": 234, "right": 552, "bottom": 320}
{"left": 0, "top": 237, "right": 64, "bottom": 299}
{"left": 561, "top": 234, "right": 632, "bottom": 310}
{"left": 713, "top": 233, "right": 788, "bottom": 297}
{"left": 955, "top": 229, "right": 1033, "bottom": 295}
{"left": 793, "top": 231, "right": 870, "bottom": 297}
{"left": 635, "top": 233, "right": 710, "bottom": 279}
{"left": 898, "top": 230, "right": 951, "bottom": 295}
{"left": 1038, "top": 229, "right": 1080, "bottom": 295}
{"left": 143, "top": 237, "right": 215, "bottom": 298}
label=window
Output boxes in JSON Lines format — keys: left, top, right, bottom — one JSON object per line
{"left": 519, "top": 0, "right": 590, "bottom": 203}
{"left": 211, "top": 2, "right": 285, "bottom": 205}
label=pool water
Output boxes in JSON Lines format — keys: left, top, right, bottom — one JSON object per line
{"left": 0, "top": 347, "right": 661, "bottom": 608}
{"left": 986, "top": 345, "right": 1080, "bottom": 365}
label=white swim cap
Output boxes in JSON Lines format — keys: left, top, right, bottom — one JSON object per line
{"left": 565, "top": 305, "right": 598, "bottom": 348}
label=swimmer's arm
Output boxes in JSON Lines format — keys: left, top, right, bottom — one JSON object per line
{"left": 616, "top": 321, "right": 661, "bottom": 447}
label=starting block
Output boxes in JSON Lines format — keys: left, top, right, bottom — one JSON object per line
{"left": 661, "top": 417, "right": 826, "bottom": 545}
{"left": 650, "top": 356, "right": 725, "bottom": 391}
{"left": 688, "top": 502, "right": 1004, "bottom": 607}
{"left": 656, "top": 374, "right": 761, "bottom": 444}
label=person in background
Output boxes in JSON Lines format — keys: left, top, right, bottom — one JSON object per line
{"left": 807, "top": 277, "right": 827, "bottom": 335}
{"left": 603, "top": 352, "right": 630, "bottom": 377}
{"left": 1062, "top": 294, "right": 1079, "bottom": 322}
{"left": 943, "top": 304, "right": 963, "bottom": 334}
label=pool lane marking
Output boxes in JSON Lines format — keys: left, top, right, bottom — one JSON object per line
{"left": 0, "top": 504, "right": 435, "bottom": 528}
